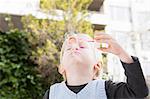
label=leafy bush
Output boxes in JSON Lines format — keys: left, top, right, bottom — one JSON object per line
{"left": 0, "top": 31, "right": 61, "bottom": 99}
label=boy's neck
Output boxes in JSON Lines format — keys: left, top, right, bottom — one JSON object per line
{"left": 66, "top": 72, "right": 93, "bottom": 86}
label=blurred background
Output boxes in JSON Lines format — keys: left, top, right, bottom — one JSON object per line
{"left": 0, "top": 0, "right": 149, "bottom": 98}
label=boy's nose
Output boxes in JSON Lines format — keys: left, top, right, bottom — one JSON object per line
{"left": 68, "top": 37, "right": 77, "bottom": 44}
{"left": 72, "top": 45, "right": 79, "bottom": 50}
{"left": 71, "top": 42, "right": 80, "bottom": 51}
{"left": 68, "top": 37, "right": 79, "bottom": 50}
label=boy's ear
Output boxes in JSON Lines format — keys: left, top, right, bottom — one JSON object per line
{"left": 93, "top": 61, "right": 102, "bottom": 79}
{"left": 94, "top": 61, "right": 101, "bottom": 70}
{"left": 58, "top": 65, "right": 65, "bottom": 75}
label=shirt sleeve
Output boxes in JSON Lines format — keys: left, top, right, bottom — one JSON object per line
{"left": 105, "top": 56, "right": 149, "bottom": 99}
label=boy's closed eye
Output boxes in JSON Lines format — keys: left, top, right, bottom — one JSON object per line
{"left": 79, "top": 41, "right": 88, "bottom": 48}
{"left": 79, "top": 41, "right": 91, "bottom": 49}
{"left": 66, "top": 47, "right": 72, "bottom": 51}
{"left": 80, "top": 46, "right": 85, "bottom": 49}
{"left": 66, "top": 46, "right": 85, "bottom": 50}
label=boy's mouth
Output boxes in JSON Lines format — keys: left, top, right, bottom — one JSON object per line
{"left": 71, "top": 50, "right": 81, "bottom": 54}
{"left": 67, "top": 50, "right": 81, "bottom": 57}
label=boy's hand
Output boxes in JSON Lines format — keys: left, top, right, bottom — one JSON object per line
{"left": 94, "top": 32, "right": 134, "bottom": 63}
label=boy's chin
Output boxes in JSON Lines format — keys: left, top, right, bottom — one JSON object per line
{"left": 69, "top": 55, "right": 82, "bottom": 62}
{"left": 72, "top": 59, "right": 83, "bottom": 65}
{"left": 67, "top": 59, "right": 85, "bottom": 66}
{"left": 72, "top": 60, "right": 91, "bottom": 67}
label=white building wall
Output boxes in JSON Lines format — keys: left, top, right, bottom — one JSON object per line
{"left": 104, "top": 0, "right": 150, "bottom": 82}
{"left": 104, "top": 0, "right": 133, "bottom": 82}
{"left": 0, "top": 0, "right": 40, "bottom": 15}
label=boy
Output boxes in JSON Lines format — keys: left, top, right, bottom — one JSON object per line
{"left": 43, "top": 32, "right": 149, "bottom": 99}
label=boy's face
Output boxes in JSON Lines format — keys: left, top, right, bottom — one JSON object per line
{"left": 61, "top": 34, "right": 99, "bottom": 72}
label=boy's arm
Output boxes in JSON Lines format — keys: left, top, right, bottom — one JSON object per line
{"left": 105, "top": 56, "right": 149, "bottom": 98}
{"left": 94, "top": 32, "right": 149, "bottom": 98}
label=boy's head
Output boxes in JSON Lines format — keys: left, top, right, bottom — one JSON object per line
{"left": 59, "top": 33, "right": 102, "bottom": 80}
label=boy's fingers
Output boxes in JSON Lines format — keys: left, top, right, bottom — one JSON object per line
{"left": 94, "top": 32, "right": 114, "bottom": 40}
{"left": 94, "top": 32, "right": 109, "bottom": 36}
{"left": 94, "top": 32, "right": 105, "bottom": 35}
{"left": 98, "top": 47, "right": 110, "bottom": 53}
{"left": 94, "top": 35, "right": 112, "bottom": 40}
{"left": 95, "top": 39, "right": 110, "bottom": 44}
{"left": 94, "top": 32, "right": 112, "bottom": 38}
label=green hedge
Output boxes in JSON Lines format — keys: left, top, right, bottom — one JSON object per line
{"left": 0, "top": 31, "right": 61, "bottom": 99}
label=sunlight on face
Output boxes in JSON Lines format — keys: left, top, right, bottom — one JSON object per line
{"left": 60, "top": 33, "right": 101, "bottom": 69}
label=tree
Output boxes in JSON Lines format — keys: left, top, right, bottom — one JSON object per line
{"left": 0, "top": 31, "right": 45, "bottom": 99}
{"left": 22, "top": 0, "right": 93, "bottom": 86}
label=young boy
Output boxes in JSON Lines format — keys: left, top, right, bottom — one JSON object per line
{"left": 43, "top": 32, "right": 149, "bottom": 99}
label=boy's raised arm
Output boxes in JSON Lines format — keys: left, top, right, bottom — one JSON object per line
{"left": 105, "top": 56, "right": 149, "bottom": 98}
{"left": 94, "top": 32, "right": 149, "bottom": 98}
